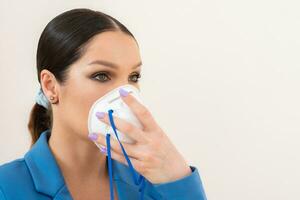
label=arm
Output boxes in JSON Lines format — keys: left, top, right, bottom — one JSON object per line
{"left": 152, "top": 166, "right": 207, "bottom": 200}
{"left": 0, "top": 186, "right": 7, "bottom": 200}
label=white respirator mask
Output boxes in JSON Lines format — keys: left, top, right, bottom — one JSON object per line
{"left": 88, "top": 84, "right": 144, "bottom": 145}
{"left": 87, "top": 84, "right": 147, "bottom": 200}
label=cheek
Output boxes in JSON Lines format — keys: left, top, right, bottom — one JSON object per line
{"left": 60, "top": 80, "right": 110, "bottom": 138}
{"left": 58, "top": 81, "right": 91, "bottom": 137}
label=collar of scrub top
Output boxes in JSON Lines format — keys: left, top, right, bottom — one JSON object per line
{"left": 23, "top": 129, "right": 154, "bottom": 199}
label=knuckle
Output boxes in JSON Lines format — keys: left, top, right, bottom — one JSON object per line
{"left": 113, "top": 143, "right": 122, "bottom": 154}
{"left": 124, "top": 124, "right": 134, "bottom": 133}
{"left": 150, "top": 139, "right": 162, "bottom": 149}
{"left": 144, "top": 153, "right": 155, "bottom": 163}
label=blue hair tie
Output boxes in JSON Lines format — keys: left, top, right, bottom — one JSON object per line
{"left": 35, "top": 87, "right": 50, "bottom": 109}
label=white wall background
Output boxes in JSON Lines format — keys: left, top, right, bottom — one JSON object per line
{"left": 1, "top": 0, "right": 299, "bottom": 199}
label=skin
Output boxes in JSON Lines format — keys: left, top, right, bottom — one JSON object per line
{"left": 39, "top": 31, "right": 191, "bottom": 200}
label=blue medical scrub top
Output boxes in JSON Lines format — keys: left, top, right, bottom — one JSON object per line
{"left": 0, "top": 129, "right": 207, "bottom": 200}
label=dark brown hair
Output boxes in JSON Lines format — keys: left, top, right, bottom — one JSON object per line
{"left": 27, "top": 8, "right": 137, "bottom": 147}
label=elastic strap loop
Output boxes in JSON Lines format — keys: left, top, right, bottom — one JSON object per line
{"left": 106, "top": 133, "right": 114, "bottom": 200}
{"left": 106, "top": 109, "right": 146, "bottom": 200}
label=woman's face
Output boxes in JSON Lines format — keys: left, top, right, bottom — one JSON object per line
{"left": 48, "top": 31, "right": 142, "bottom": 140}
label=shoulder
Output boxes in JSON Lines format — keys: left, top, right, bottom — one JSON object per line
{"left": 0, "top": 158, "right": 28, "bottom": 181}
{"left": 0, "top": 158, "right": 36, "bottom": 200}
{"left": 0, "top": 158, "right": 29, "bottom": 183}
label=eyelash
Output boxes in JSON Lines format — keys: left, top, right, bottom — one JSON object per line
{"left": 92, "top": 71, "right": 141, "bottom": 83}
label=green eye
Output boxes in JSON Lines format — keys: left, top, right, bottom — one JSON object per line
{"left": 92, "top": 72, "right": 141, "bottom": 83}
{"left": 93, "top": 73, "right": 110, "bottom": 82}
{"left": 130, "top": 73, "right": 141, "bottom": 83}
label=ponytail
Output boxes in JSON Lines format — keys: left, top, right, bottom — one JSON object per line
{"left": 27, "top": 103, "right": 52, "bottom": 147}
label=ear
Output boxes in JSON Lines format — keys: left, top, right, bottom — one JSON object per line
{"left": 39, "top": 69, "right": 60, "bottom": 103}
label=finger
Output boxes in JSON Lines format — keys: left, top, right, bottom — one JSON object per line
{"left": 107, "top": 149, "right": 146, "bottom": 175}
{"left": 119, "top": 89, "right": 159, "bottom": 131}
{"left": 96, "top": 111, "right": 146, "bottom": 143}
{"left": 108, "top": 149, "right": 126, "bottom": 164}
{"left": 94, "top": 132, "right": 141, "bottom": 159}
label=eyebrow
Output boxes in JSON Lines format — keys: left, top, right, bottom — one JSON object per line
{"left": 88, "top": 60, "right": 142, "bottom": 69}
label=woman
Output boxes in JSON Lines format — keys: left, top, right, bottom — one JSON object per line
{"left": 0, "top": 8, "right": 207, "bottom": 200}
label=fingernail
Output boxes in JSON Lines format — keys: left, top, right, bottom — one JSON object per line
{"left": 100, "top": 146, "right": 107, "bottom": 154}
{"left": 96, "top": 112, "right": 105, "bottom": 119}
{"left": 88, "top": 132, "right": 99, "bottom": 141}
{"left": 119, "top": 88, "right": 129, "bottom": 97}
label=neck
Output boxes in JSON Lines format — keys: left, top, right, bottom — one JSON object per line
{"left": 48, "top": 123, "right": 107, "bottom": 182}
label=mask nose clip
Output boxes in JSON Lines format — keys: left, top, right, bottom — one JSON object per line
{"left": 105, "top": 109, "right": 146, "bottom": 200}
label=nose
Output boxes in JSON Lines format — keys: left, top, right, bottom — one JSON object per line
{"left": 113, "top": 80, "right": 140, "bottom": 91}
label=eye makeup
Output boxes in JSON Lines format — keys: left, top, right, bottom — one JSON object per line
{"left": 90, "top": 71, "right": 142, "bottom": 83}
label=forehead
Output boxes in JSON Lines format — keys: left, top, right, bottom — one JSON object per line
{"left": 80, "top": 31, "right": 141, "bottom": 65}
